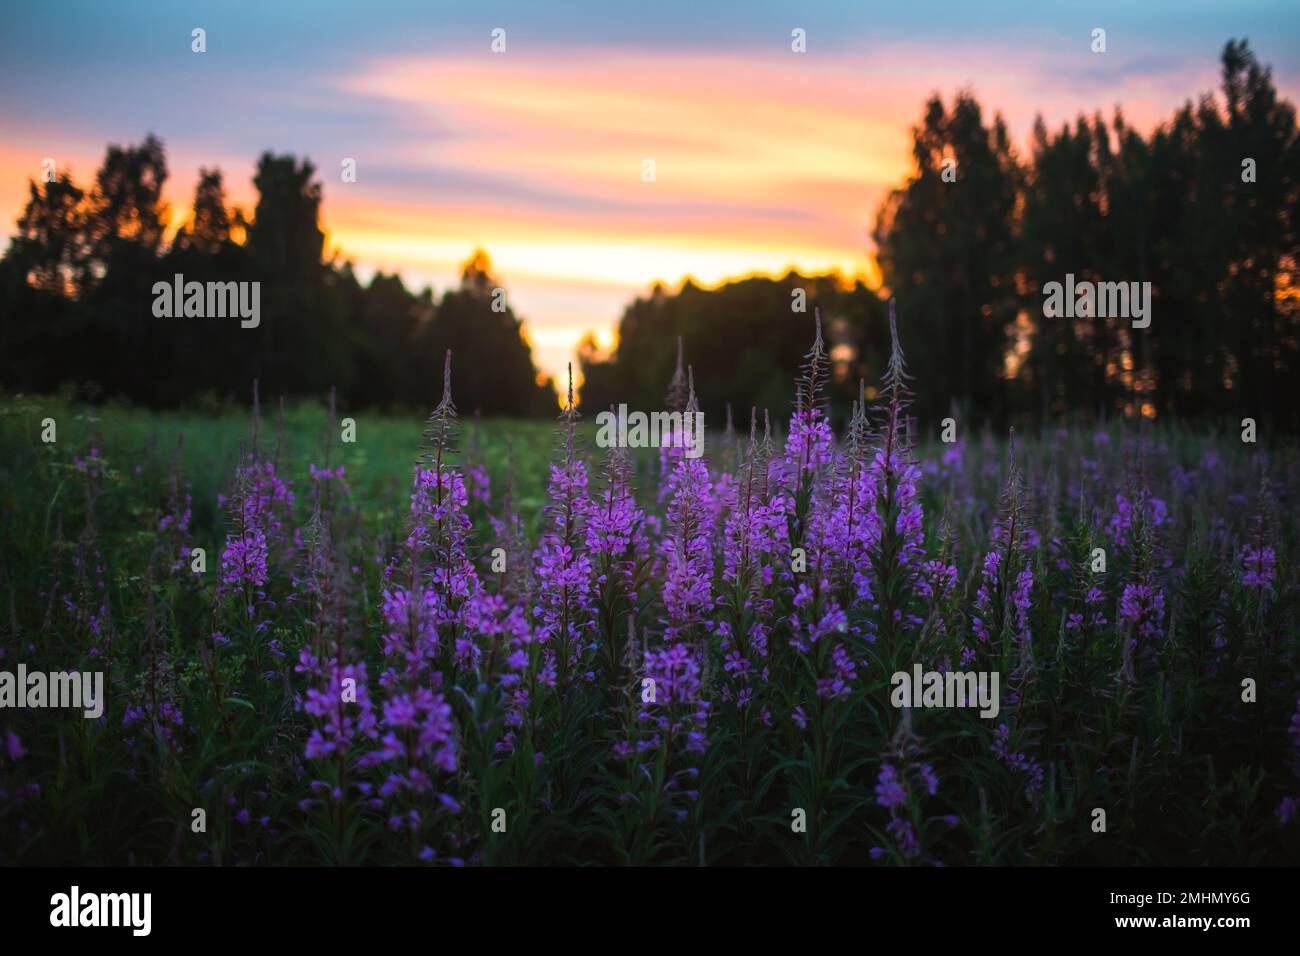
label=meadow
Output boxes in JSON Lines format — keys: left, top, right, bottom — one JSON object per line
{"left": 1, "top": 320, "right": 1297, "bottom": 866}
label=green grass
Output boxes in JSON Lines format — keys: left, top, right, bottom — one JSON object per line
{"left": 0, "top": 393, "right": 555, "bottom": 534}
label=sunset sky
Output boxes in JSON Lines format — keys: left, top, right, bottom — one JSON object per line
{"left": 2, "top": 1, "right": 1297, "bottom": 384}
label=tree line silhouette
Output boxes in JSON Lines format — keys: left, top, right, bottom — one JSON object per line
{"left": 0, "top": 144, "right": 554, "bottom": 415}
{"left": 1, "top": 40, "right": 1296, "bottom": 426}
{"left": 581, "top": 40, "right": 1300, "bottom": 431}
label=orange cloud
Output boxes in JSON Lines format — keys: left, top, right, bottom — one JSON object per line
{"left": 0, "top": 41, "right": 1242, "bottom": 387}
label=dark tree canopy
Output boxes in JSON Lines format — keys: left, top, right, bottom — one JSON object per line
{"left": 582, "top": 40, "right": 1300, "bottom": 432}
{"left": 0, "top": 146, "right": 553, "bottom": 415}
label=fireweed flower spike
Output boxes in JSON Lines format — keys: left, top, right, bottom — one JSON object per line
{"left": 722, "top": 408, "right": 785, "bottom": 594}
{"left": 782, "top": 310, "right": 834, "bottom": 546}
{"left": 871, "top": 718, "right": 957, "bottom": 865}
{"left": 968, "top": 431, "right": 1034, "bottom": 670}
{"left": 716, "top": 408, "right": 781, "bottom": 741}
{"left": 775, "top": 316, "right": 864, "bottom": 856}
{"left": 1239, "top": 478, "right": 1277, "bottom": 599}
{"left": 217, "top": 445, "right": 276, "bottom": 689}
{"left": 368, "top": 351, "right": 466, "bottom": 860}
{"left": 1064, "top": 493, "right": 1109, "bottom": 636}
{"left": 657, "top": 337, "right": 691, "bottom": 504}
{"left": 915, "top": 511, "right": 959, "bottom": 639}
{"left": 828, "top": 384, "right": 882, "bottom": 630}
{"left": 626, "top": 641, "right": 710, "bottom": 840}
{"left": 1115, "top": 472, "right": 1167, "bottom": 682}
{"left": 586, "top": 434, "right": 645, "bottom": 682}
{"left": 220, "top": 492, "right": 269, "bottom": 596}
{"left": 869, "top": 300, "right": 925, "bottom": 662}
{"left": 533, "top": 364, "right": 595, "bottom": 704}
{"left": 378, "top": 362, "right": 452, "bottom": 691}
{"left": 413, "top": 351, "right": 481, "bottom": 682}
{"left": 991, "top": 721, "right": 1045, "bottom": 809}
{"left": 660, "top": 369, "right": 715, "bottom": 650}
{"left": 289, "top": 496, "right": 377, "bottom": 863}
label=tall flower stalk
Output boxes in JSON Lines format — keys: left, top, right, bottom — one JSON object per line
{"left": 869, "top": 299, "right": 924, "bottom": 666}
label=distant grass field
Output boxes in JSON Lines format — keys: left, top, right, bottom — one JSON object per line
{"left": 0, "top": 394, "right": 750, "bottom": 547}
{"left": 1, "top": 392, "right": 1267, "bottom": 538}
{"left": 0, "top": 394, "right": 556, "bottom": 538}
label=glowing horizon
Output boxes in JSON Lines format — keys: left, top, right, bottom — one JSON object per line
{"left": 2, "top": 3, "right": 1298, "bottom": 387}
